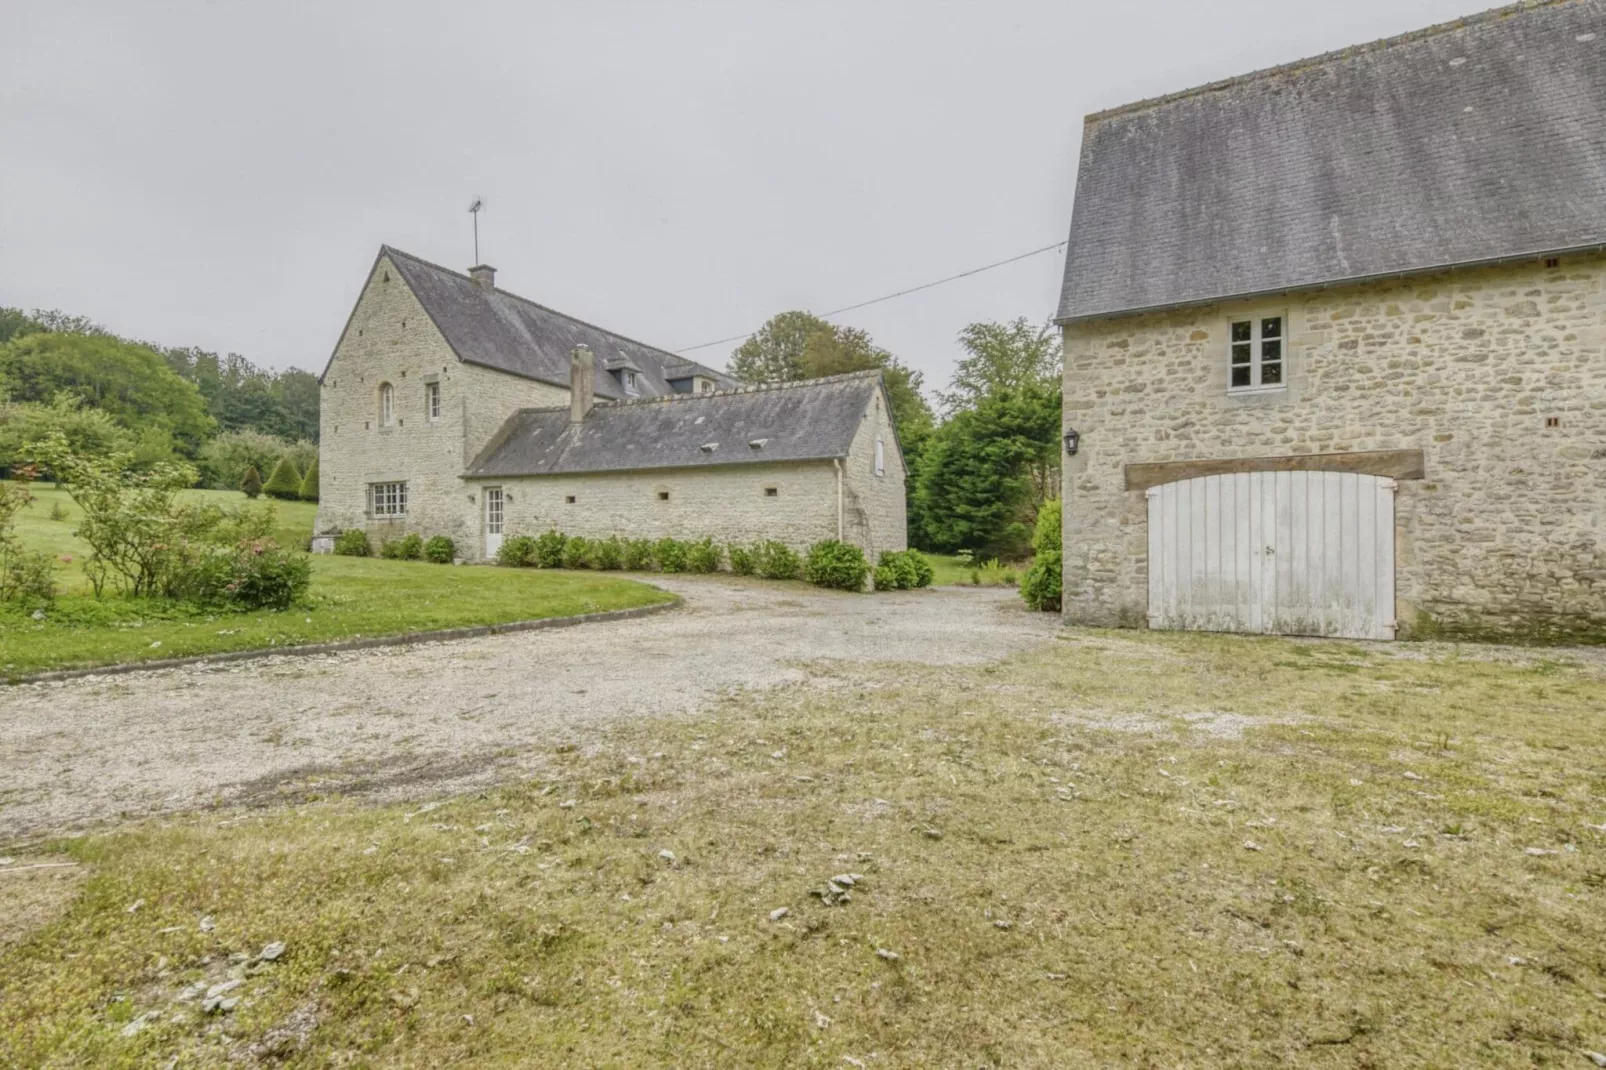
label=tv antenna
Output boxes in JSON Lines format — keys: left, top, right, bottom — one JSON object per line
{"left": 468, "top": 197, "right": 486, "bottom": 263}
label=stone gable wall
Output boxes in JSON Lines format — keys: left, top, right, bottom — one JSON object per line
{"left": 840, "top": 384, "right": 909, "bottom": 562}
{"left": 316, "top": 255, "right": 568, "bottom": 546}
{"left": 1060, "top": 251, "right": 1606, "bottom": 641}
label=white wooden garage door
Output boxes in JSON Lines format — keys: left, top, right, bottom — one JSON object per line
{"left": 1146, "top": 470, "right": 1397, "bottom": 640}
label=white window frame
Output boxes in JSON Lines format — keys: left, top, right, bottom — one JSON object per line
{"left": 369, "top": 481, "right": 407, "bottom": 518}
{"left": 379, "top": 382, "right": 395, "bottom": 425}
{"left": 483, "top": 486, "right": 503, "bottom": 534}
{"left": 425, "top": 381, "right": 441, "bottom": 421}
{"left": 698, "top": 378, "right": 714, "bottom": 394}
{"left": 874, "top": 437, "right": 885, "bottom": 477}
{"left": 623, "top": 370, "right": 640, "bottom": 395}
{"left": 1228, "top": 315, "right": 1287, "bottom": 394}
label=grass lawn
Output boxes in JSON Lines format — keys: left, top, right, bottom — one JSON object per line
{"left": 1, "top": 483, "right": 672, "bottom": 678}
{"left": 925, "top": 552, "right": 1022, "bottom": 588}
{"left": 3, "top": 632, "right": 1603, "bottom": 1066}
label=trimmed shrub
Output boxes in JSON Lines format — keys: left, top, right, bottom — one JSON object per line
{"left": 533, "top": 530, "right": 568, "bottom": 569}
{"left": 804, "top": 540, "right": 869, "bottom": 591}
{"left": 1021, "top": 550, "right": 1062, "bottom": 612}
{"left": 333, "top": 529, "right": 371, "bottom": 557}
{"left": 381, "top": 533, "right": 424, "bottom": 560}
{"left": 497, "top": 534, "right": 538, "bottom": 567}
{"left": 1021, "top": 498, "right": 1062, "bottom": 612}
{"left": 752, "top": 540, "right": 800, "bottom": 580}
{"left": 261, "top": 456, "right": 302, "bottom": 501}
{"left": 653, "top": 537, "right": 689, "bottom": 574}
{"left": 622, "top": 538, "right": 653, "bottom": 571}
{"left": 298, "top": 458, "right": 320, "bottom": 502}
{"left": 591, "top": 536, "right": 624, "bottom": 571}
{"left": 561, "top": 536, "right": 594, "bottom": 570}
{"left": 873, "top": 549, "right": 936, "bottom": 591}
{"left": 176, "top": 539, "right": 311, "bottom": 610}
{"left": 685, "top": 537, "right": 721, "bottom": 574}
{"left": 727, "top": 543, "right": 755, "bottom": 576}
{"left": 423, "top": 535, "right": 455, "bottom": 564}
{"left": 239, "top": 465, "right": 262, "bottom": 499}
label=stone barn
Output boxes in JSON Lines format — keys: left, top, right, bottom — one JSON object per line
{"left": 1055, "top": 0, "right": 1605, "bottom": 641}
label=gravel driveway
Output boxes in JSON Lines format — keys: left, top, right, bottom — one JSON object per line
{"left": 0, "top": 577, "right": 1054, "bottom": 842}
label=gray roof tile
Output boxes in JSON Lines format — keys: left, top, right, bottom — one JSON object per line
{"left": 466, "top": 371, "right": 883, "bottom": 478}
{"left": 1058, "top": 0, "right": 1606, "bottom": 321}
{"left": 383, "top": 246, "right": 736, "bottom": 397}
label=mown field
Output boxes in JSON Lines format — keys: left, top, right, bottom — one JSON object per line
{"left": 1, "top": 484, "right": 672, "bottom": 677}
{"left": 2, "top": 630, "right": 1602, "bottom": 1066}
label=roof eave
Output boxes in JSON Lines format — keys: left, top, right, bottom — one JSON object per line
{"left": 1056, "top": 240, "right": 1606, "bottom": 326}
{"left": 461, "top": 452, "right": 849, "bottom": 481}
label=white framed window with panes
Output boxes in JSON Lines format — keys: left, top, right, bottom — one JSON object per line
{"left": 1228, "top": 315, "right": 1286, "bottom": 393}
{"left": 368, "top": 481, "right": 407, "bottom": 518}
{"left": 378, "top": 382, "right": 395, "bottom": 425}
{"left": 424, "top": 381, "right": 441, "bottom": 421}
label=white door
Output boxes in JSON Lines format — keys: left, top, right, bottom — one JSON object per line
{"left": 1146, "top": 471, "right": 1396, "bottom": 640}
{"left": 483, "top": 487, "right": 504, "bottom": 559}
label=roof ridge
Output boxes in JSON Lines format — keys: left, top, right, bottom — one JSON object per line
{"left": 379, "top": 244, "right": 730, "bottom": 382}
{"left": 595, "top": 369, "right": 883, "bottom": 409}
{"left": 1084, "top": 0, "right": 1576, "bottom": 124}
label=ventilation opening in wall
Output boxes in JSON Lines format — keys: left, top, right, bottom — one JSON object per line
{"left": 657, "top": 491, "right": 670, "bottom": 501}
{"left": 1545, "top": 257, "right": 1560, "bottom": 269}
{"left": 1546, "top": 416, "right": 1561, "bottom": 428}
{"left": 764, "top": 486, "right": 778, "bottom": 497}
{"left": 565, "top": 495, "right": 576, "bottom": 504}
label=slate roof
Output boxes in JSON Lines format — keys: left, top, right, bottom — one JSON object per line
{"left": 1057, "top": 0, "right": 1606, "bottom": 322}
{"left": 380, "top": 246, "right": 736, "bottom": 398}
{"left": 466, "top": 371, "right": 883, "bottom": 478}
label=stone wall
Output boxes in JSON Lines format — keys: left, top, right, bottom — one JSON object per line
{"left": 1060, "top": 251, "right": 1606, "bottom": 641}
{"left": 840, "top": 384, "right": 909, "bottom": 562}
{"left": 316, "top": 254, "right": 568, "bottom": 545}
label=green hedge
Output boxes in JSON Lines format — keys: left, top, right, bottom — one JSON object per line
{"left": 333, "top": 529, "right": 371, "bottom": 557}
{"left": 804, "top": 540, "right": 869, "bottom": 591}
{"left": 423, "top": 536, "right": 455, "bottom": 564}
{"left": 261, "top": 456, "right": 302, "bottom": 501}
{"left": 874, "top": 549, "right": 934, "bottom": 591}
{"left": 1020, "top": 498, "right": 1062, "bottom": 612}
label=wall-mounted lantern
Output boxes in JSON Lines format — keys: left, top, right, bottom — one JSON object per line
{"left": 1063, "top": 428, "right": 1081, "bottom": 456}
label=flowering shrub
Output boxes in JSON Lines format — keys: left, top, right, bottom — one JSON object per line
{"left": 174, "top": 539, "right": 311, "bottom": 610}
{"left": 0, "top": 480, "right": 56, "bottom": 607}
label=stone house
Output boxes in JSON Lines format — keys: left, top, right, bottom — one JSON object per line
{"left": 317, "top": 246, "right": 907, "bottom": 562}
{"left": 1056, "top": 0, "right": 1605, "bottom": 641}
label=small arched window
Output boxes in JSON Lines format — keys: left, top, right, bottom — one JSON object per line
{"left": 379, "top": 382, "right": 394, "bottom": 426}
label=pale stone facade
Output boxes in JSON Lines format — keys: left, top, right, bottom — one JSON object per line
{"left": 319, "top": 249, "right": 908, "bottom": 566}
{"left": 1061, "top": 253, "right": 1606, "bottom": 641}
{"left": 316, "top": 254, "right": 568, "bottom": 545}
{"left": 473, "top": 388, "right": 907, "bottom": 562}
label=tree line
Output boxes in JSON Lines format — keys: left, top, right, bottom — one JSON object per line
{"left": 0, "top": 307, "right": 318, "bottom": 494}
{"left": 728, "top": 312, "right": 1061, "bottom": 559}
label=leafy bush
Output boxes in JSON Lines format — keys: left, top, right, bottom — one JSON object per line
{"left": 197, "top": 429, "right": 306, "bottom": 491}
{"left": 872, "top": 550, "right": 935, "bottom": 591}
{"left": 591, "top": 536, "right": 624, "bottom": 571}
{"left": 497, "top": 534, "right": 538, "bottom": 567}
{"left": 972, "top": 559, "right": 1018, "bottom": 587}
{"left": 685, "top": 537, "right": 721, "bottom": 574}
{"left": 298, "top": 458, "right": 320, "bottom": 502}
{"left": 653, "top": 537, "right": 689, "bottom": 574}
{"left": 727, "top": 544, "right": 755, "bottom": 576}
{"left": 622, "top": 538, "right": 653, "bottom": 571}
{"left": 562, "top": 536, "right": 594, "bottom": 570}
{"left": 1020, "top": 550, "right": 1062, "bottom": 612}
{"left": 533, "top": 530, "right": 568, "bottom": 569}
{"left": 381, "top": 533, "right": 424, "bottom": 560}
{"left": 1021, "top": 498, "right": 1062, "bottom": 612}
{"left": 752, "top": 540, "right": 800, "bottom": 581}
{"left": 0, "top": 480, "right": 56, "bottom": 606}
{"left": 261, "top": 456, "right": 302, "bottom": 501}
{"left": 1, "top": 395, "right": 134, "bottom": 477}
{"left": 804, "top": 540, "right": 869, "bottom": 591}
{"left": 176, "top": 539, "right": 311, "bottom": 610}
{"left": 334, "top": 529, "right": 371, "bottom": 557}
{"left": 240, "top": 465, "right": 262, "bottom": 499}
{"left": 423, "top": 536, "right": 455, "bottom": 564}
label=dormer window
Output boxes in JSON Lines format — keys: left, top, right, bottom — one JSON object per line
{"left": 624, "top": 370, "right": 640, "bottom": 395}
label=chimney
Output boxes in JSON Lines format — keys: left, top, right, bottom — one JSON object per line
{"left": 570, "top": 344, "right": 595, "bottom": 423}
{"left": 468, "top": 264, "right": 496, "bottom": 292}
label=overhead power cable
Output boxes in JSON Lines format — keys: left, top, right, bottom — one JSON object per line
{"left": 672, "top": 239, "right": 1068, "bottom": 354}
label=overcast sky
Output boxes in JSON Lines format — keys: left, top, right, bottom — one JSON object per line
{"left": 2, "top": 0, "right": 1479, "bottom": 392}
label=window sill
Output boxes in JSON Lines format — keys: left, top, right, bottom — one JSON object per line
{"left": 1226, "top": 385, "right": 1288, "bottom": 397}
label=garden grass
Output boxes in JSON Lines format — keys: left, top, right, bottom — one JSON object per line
{"left": 1, "top": 483, "right": 671, "bottom": 678}
{"left": 2, "top": 631, "right": 1602, "bottom": 1066}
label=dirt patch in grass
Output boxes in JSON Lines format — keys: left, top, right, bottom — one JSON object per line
{"left": 2, "top": 630, "right": 1604, "bottom": 1066}
{"left": 0, "top": 856, "right": 87, "bottom": 953}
